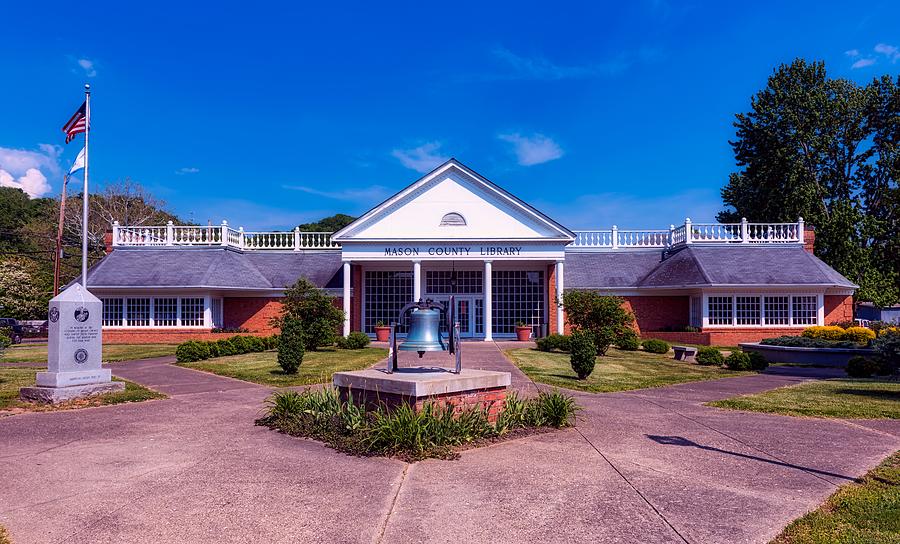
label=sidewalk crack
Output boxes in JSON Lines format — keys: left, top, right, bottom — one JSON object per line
{"left": 374, "top": 463, "right": 410, "bottom": 544}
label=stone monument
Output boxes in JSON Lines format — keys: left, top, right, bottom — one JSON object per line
{"left": 20, "top": 284, "right": 124, "bottom": 403}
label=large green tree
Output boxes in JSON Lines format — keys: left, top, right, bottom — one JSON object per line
{"left": 719, "top": 59, "right": 899, "bottom": 306}
{"left": 296, "top": 213, "right": 356, "bottom": 232}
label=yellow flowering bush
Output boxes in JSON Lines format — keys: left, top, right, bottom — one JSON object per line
{"left": 801, "top": 326, "right": 846, "bottom": 340}
{"left": 841, "top": 326, "right": 876, "bottom": 343}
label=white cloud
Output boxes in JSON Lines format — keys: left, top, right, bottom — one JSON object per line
{"left": 851, "top": 57, "right": 877, "bottom": 69}
{"left": 391, "top": 142, "right": 449, "bottom": 173}
{"left": 492, "top": 47, "right": 630, "bottom": 80}
{"left": 498, "top": 133, "right": 564, "bottom": 166}
{"left": 0, "top": 168, "right": 52, "bottom": 198}
{"left": 77, "top": 58, "right": 97, "bottom": 77}
{"left": 176, "top": 167, "right": 200, "bottom": 175}
{"left": 845, "top": 49, "right": 860, "bottom": 57}
{"left": 283, "top": 184, "right": 392, "bottom": 202}
{"left": 874, "top": 43, "right": 900, "bottom": 61}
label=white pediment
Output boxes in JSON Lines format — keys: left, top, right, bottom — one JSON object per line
{"left": 333, "top": 160, "right": 573, "bottom": 242}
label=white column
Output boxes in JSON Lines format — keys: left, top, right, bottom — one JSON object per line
{"left": 555, "top": 260, "right": 565, "bottom": 334}
{"left": 342, "top": 261, "right": 351, "bottom": 336}
{"left": 817, "top": 293, "right": 825, "bottom": 326}
{"left": 484, "top": 260, "right": 493, "bottom": 341}
{"left": 413, "top": 260, "right": 422, "bottom": 302}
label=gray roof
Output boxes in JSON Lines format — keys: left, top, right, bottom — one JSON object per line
{"left": 83, "top": 248, "right": 343, "bottom": 290}
{"left": 565, "top": 246, "right": 856, "bottom": 289}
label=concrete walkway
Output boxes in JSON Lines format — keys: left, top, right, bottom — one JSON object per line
{"left": 0, "top": 345, "right": 897, "bottom": 544}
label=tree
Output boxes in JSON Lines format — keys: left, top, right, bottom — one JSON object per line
{"left": 277, "top": 316, "right": 305, "bottom": 374}
{"left": 0, "top": 256, "right": 50, "bottom": 319}
{"left": 296, "top": 214, "right": 356, "bottom": 232}
{"left": 562, "top": 291, "right": 635, "bottom": 355}
{"left": 569, "top": 330, "right": 596, "bottom": 379}
{"left": 278, "top": 277, "right": 345, "bottom": 350}
{"left": 719, "top": 59, "right": 899, "bottom": 306}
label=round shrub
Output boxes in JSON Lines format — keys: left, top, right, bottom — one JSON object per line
{"left": 748, "top": 351, "right": 769, "bottom": 371}
{"left": 872, "top": 330, "right": 900, "bottom": 375}
{"left": 278, "top": 316, "right": 305, "bottom": 374}
{"left": 841, "top": 326, "right": 876, "bottom": 344}
{"left": 725, "top": 351, "right": 752, "bottom": 371}
{"left": 641, "top": 339, "right": 670, "bottom": 354}
{"left": 846, "top": 356, "right": 880, "bottom": 378}
{"left": 175, "top": 341, "right": 210, "bottom": 363}
{"left": 536, "top": 333, "right": 570, "bottom": 352}
{"left": 337, "top": 331, "right": 371, "bottom": 350}
{"left": 802, "top": 326, "right": 845, "bottom": 341}
{"left": 616, "top": 329, "right": 640, "bottom": 351}
{"left": 569, "top": 330, "right": 596, "bottom": 380}
{"left": 696, "top": 347, "right": 724, "bottom": 366}
{"left": 216, "top": 338, "right": 237, "bottom": 356}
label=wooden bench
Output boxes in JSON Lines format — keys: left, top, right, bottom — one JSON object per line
{"left": 673, "top": 346, "right": 698, "bottom": 362}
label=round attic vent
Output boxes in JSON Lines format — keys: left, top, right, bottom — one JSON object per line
{"left": 440, "top": 212, "right": 467, "bottom": 226}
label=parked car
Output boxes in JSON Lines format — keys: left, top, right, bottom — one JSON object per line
{"left": 0, "top": 318, "right": 24, "bottom": 344}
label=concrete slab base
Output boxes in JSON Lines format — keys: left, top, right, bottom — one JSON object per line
{"left": 19, "top": 381, "right": 125, "bottom": 404}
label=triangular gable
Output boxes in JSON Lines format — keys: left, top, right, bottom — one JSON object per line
{"left": 333, "top": 159, "right": 574, "bottom": 241}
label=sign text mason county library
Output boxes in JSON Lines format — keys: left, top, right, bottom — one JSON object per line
{"left": 383, "top": 246, "right": 523, "bottom": 257}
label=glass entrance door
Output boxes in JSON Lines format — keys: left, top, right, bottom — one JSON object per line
{"left": 455, "top": 297, "right": 474, "bottom": 338}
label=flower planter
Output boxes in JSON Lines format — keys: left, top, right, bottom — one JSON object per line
{"left": 374, "top": 326, "right": 391, "bottom": 342}
{"left": 739, "top": 343, "right": 876, "bottom": 367}
{"left": 515, "top": 326, "right": 532, "bottom": 341}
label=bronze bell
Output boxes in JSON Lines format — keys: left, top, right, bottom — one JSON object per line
{"left": 399, "top": 307, "right": 446, "bottom": 357}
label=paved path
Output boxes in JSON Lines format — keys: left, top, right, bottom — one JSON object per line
{"left": 1, "top": 345, "right": 897, "bottom": 544}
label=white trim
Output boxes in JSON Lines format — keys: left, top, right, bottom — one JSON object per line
{"left": 342, "top": 261, "right": 351, "bottom": 337}
{"left": 483, "top": 260, "right": 493, "bottom": 341}
{"left": 556, "top": 260, "right": 564, "bottom": 334}
{"left": 700, "top": 291, "right": 824, "bottom": 329}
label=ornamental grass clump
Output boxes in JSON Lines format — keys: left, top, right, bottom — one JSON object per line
{"left": 257, "top": 387, "right": 579, "bottom": 461}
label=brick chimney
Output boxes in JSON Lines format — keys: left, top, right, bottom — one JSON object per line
{"left": 803, "top": 225, "right": 815, "bottom": 254}
{"left": 104, "top": 229, "right": 114, "bottom": 254}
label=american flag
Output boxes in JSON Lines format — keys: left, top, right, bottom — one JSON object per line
{"left": 62, "top": 101, "right": 87, "bottom": 143}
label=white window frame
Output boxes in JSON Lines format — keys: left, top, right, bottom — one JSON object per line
{"left": 702, "top": 292, "right": 824, "bottom": 328}
{"left": 99, "top": 294, "right": 211, "bottom": 329}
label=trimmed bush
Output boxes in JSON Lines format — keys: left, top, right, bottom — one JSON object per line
{"left": 616, "top": 329, "right": 640, "bottom": 351}
{"left": 229, "top": 335, "right": 249, "bottom": 353}
{"left": 569, "top": 330, "right": 597, "bottom": 379}
{"left": 725, "top": 351, "right": 752, "bottom": 371}
{"left": 802, "top": 326, "right": 846, "bottom": 341}
{"left": 696, "top": 347, "right": 724, "bottom": 366}
{"left": 760, "top": 336, "right": 860, "bottom": 349}
{"left": 841, "top": 326, "right": 876, "bottom": 344}
{"left": 216, "top": 338, "right": 237, "bottom": 356}
{"left": 641, "top": 338, "right": 670, "bottom": 354}
{"left": 872, "top": 330, "right": 900, "bottom": 375}
{"left": 336, "top": 331, "right": 371, "bottom": 350}
{"left": 175, "top": 341, "right": 209, "bottom": 363}
{"left": 536, "top": 333, "right": 570, "bottom": 352}
{"left": 846, "top": 356, "right": 881, "bottom": 378}
{"left": 278, "top": 316, "right": 305, "bottom": 374}
{"left": 748, "top": 351, "right": 769, "bottom": 371}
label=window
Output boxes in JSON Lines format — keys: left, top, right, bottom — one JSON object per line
{"left": 211, "top": 298, "right": 223, "bottom": 328}
{"left": 690, "top": 296, "right": 701, "bottom": 327}
{"left": 181, "top": 297, "right": 205, "bottom": 327}
{"left": 764, "top": 296, "right": 789, "bottom": 325}
{"left": 735, "top": 296, "right": 760, "bottom": 325}
{"left": 425, "top": 270, "right": 483, "bottom": 294}
{"left": 126, "top": 298, "right": 151, "bottom": 327}
{"left": 154, "top": 297, "right": 177, "bottom": 327}
{"left": 492, "top": 270, "right": 544, "bottom": 335}
{"left": 364, "top": 271, "right": 413, "bottom": 333}
{"left": 102, "top": 298, "right": 123, "bottom": 326}
{"left": 707, "top": 296, "right": 733, "bottom": 325}
{"left": 439, "top": 212, "right": 466, "bottom": 226}
{"left": 792, "top": 295, "right": 818, "bottom": 325}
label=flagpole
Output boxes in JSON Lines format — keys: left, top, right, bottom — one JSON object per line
{"left": 81, "top": 84, "right": 90, "bottom": 288}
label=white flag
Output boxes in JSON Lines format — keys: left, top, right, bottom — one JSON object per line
{"left": 67, "top": 147, "right": 86, "bottom": 176}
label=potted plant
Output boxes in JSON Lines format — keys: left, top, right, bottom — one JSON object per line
{"left": 374, "top": 320, "right": 391, "bottom": 342}
{"left": 515, "top": 321, "right": 531, "bottom": 341}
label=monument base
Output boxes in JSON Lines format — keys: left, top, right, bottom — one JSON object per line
{"left": 19, "top": 381, "right": 125, "bottom": 404}
{"left": 333, "top": 367, "right": 511, "bottom": 422}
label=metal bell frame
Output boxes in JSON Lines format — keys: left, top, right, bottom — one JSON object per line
{"left": 386, "top": 296, "right": 462, "bottom": 374}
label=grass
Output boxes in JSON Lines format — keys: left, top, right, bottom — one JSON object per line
{"left": 708, "top": 378, "right": 900, "bottom": 419}
{"left": 0, "top": 367, "right": 166, "bottom": 414}
{"left": 0, "top": 343, "right": 178, "bottom": 365}
{"left": 771, "top": 451, "right": 900, "bottom": 543}
{"left": 505, "top": 347, "right": 752, "bottom": 393}
{"left": 178, "top": 347, "right": 388, "bottom": 387}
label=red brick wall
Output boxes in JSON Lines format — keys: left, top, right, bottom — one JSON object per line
{"left": 103, "top": 330, "right": 261, "bottom": 344}
{"left": 622, "top": 296, "right": 690, "bottom": 335}
{"left": 825, "top": 294, "right": 853, "bottom": 324}
{"left": 224, "top": 297, "right": 283, "bottom": 334}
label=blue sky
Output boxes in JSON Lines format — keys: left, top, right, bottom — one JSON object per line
{"left": 1, "top": 0, "right": 898, "bottom": 230}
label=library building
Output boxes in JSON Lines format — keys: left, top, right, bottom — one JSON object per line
{"left": 83, "top": 159, "right": 855, "bottom": 346}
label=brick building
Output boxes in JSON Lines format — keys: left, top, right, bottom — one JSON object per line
{"left": 84, "top": 159, "right": 856, "bottom": 345}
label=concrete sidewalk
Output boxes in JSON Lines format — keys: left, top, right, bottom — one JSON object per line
{"left": 0, "top": 344, "right": 897, "bottom": 544}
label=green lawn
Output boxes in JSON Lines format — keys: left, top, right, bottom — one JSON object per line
{"left": 177, "top": 347, "right": 388, "bottom": 387}
{"left": 0, "top": 367, "right": 166, "bottom": 413}
{"left": 708, "top": 379, "right": 900, "bottom": 419}
{"left": 0, "top": 343, "right": 178, "bottom": 365}
{"left": 771, "top": 451, "right": 900, "bottom": 543}
{"left": 505, "top": 348, "right": 751, "bottom": 393}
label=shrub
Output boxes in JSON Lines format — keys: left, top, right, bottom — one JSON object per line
{"left": 211, "top": 326, "right": 249, "bottom": 333}
{"left": 0, "top": 328, "right": 11, "bottom": 352}
{"left": 265, "top": 335, "right": 279, "bottom": 350}
{"left": 696, "top": 347, "right": 724, "bottom": 366}
{"left": 229, "top": 335, "right": 249, "bottom": 353}
{"left": 569, "top": 330, "right": 597, "bottom": 379}
{"left": 175, "top": 341, "right": 209, "bottom": 363}
{"left": 277, "top": 277, "right": 345, "bottom": 351}
{"left": 872, "top": 330, "right": 900, "bottom": 375}
{"left": 277, "top": 316, "right": 305, "bottom": 374}
{"left": 641, "top": 338, "right": 670, "bottom": 354}
{"left": 562, "top": 291, "right": 635, "bottom": 356}
{"left": 802, "top": 326, "right": 846, "bottom": 341}
{"left": 206, "top": 342, "right": 220, "bottom": 358}
{"left": 616, "top": 329, "right": 640, "bottom": 351}
{"left": 846, "top": 356, "right": 881, "bottom": 378}
{"left": 216, "top": 338, "right": 237, "bottom": 356}
{"left": 725, "top": 351, "right": 752, "bottom": 371}
{"left": 535, "top": 333, "right": 570, "bottom": 352}
{"left": 841, "top": 326, "right": 876, "bottom": 344}
{"left": 336, "top": 331, "right": 371, "bottom": 350}
{"left": 748, "top": 351, "right": 769, "bottom": 371}
{"left": 759, "top": 336, "right": 860, "bottom": 349}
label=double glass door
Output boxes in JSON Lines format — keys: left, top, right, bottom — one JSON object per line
{"left": 433, "top": 296, "right": 481, "bottom": 338}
